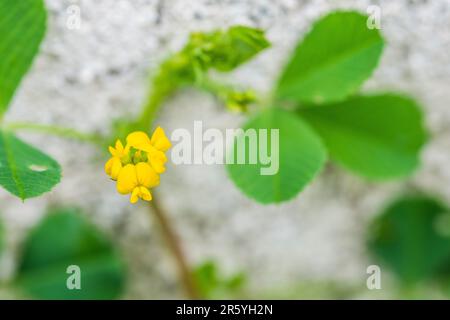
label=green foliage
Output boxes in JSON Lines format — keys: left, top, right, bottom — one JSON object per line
{"left": 208, "top": 26, "right": 271, "bottom": 72}
{"left": 0, "top": 1, "right": 63, "bottom": 201}
{"left": 225, "top": 11, "right": 426, "bottom": 203}
{"left": 152, "top": 25, "right": 269, "bottom": 93}
{"left": 16, "top": 208, "right": 126, "bottom": 299}
{"left": 227, "top": 108, "right": 326, "bottom": 203}
{"left": 119, "top": 25, "right": 270, "bottom": 135}
{"left": 276, "top": 11, "right": 384, "bottom": 105}
{"left": 368, "top": 196, "right": 450, "bottom": 286}
{"left": 0, "top": 131, "right": 61, "bottom": 200}
{"left": 193, "top": 261, "right": 246, "bottom": 299}
{"left": 0, "top": 0, "right": 47, "bottom": 115}
{"left": 224, "top": 89, "right": 257, "bottom": 112}
{"left": 299, "top": 94, "right": 427, "bottom": 179}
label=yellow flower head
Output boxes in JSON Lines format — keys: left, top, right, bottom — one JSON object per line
{"left": 117, "top": 163, "right": 159, "bottom": 203}
{"left": 105, "top": 127, "right": 171, "bottom": 203}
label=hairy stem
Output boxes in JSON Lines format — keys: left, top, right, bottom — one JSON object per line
{"left": 149, "top": 196, "right": 200, "bottom": 299}
{"left": 5, "top": 122, "right": 103, "bottom": 146}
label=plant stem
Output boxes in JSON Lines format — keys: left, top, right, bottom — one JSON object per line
{"left": 149, "top": 196, "right": 200, "bottom": 299}
{"left": 4, "top": 122, "right": 104, "bottom": 146}
{"left": 138, "top": 88, "right": 168, "bottom": 131}
{"left": 139, "top": 82, "right": 200, "bottom": 299}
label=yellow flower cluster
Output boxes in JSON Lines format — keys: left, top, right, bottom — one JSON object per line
{"left": 105, "top": 127, "right": 171, "bottom": 203}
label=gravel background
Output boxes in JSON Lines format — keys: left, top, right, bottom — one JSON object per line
{"left": 0, "top": 0, "right": 449, "bottom": 298}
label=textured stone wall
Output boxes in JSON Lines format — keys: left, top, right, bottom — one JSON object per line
{"left": 0, "top": 0, "right": 449, "bottom": 298}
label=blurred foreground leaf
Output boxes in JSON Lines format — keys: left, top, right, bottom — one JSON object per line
{"left": 16, "top": 208, "right": 126, "bottom": 299}
{"left": 194, "top": 261, "right": 245, "bottom": 299}
{"left": 276, "top": 11, "right": 384, "bottom": 105}
{"left": 227, "top": 108, "right": 326, "bottom": 203}
{"left": 0, "top": 131, "right": 61, "bottom": 199}
{"left": 368, "top": 196, "right": 450, "bottom": 285}
{"left": 299, "top": 94, "right": 427, "bottom": 179}
{"left": 0, "top": 0, "right": 47, "bottom": 114}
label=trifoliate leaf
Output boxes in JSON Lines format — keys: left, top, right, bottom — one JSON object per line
{"left": 299, "top": 94, "right": 427, "bottom": 179}
{"left": 276, "top": 11, "right": 384, "bottom": 105}
{"left": 0, "top": 130, "right": 61, "bottom": 199}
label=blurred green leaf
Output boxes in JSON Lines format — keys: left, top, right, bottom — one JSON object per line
{"left": 194, "top": 261, "right": 246, "bottom": 299}
{"left": 227, "top": 108, "right": 326, "bottom": 204}
{"left": 299, "top": 94, "right": 427, "bottom": 179}
{"left": 211, "top": 25, "right": 270, "bottom": 72}
{"left": 155, "top": 25, "right": 269, "bottom": 88}
{"left": 0, "top": 130, "right": 61, "bottom": 200}
{"left": 276, "top": 11, "right": 384, "bottom": 105}
{"left": 0, "top": 0, "right": 47, "bottom": 114}
{"left": 368, "top": 196, "right": 450, "bottom": 285}
{"left": 16, "top": 208, "right": 126, "bottom": 299}
{"left": 223, "top": 89, "right": 257, "bottom": 113}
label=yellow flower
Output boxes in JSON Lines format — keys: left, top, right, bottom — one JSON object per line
{"left": 105, "top": 127, "right": 171, "bottom": 204}
{"left": 126, "top": 127, "right": 171, "bottom": 174}
{"left": 105, "top": 140, "right": 130, "bottom": 180}
{"left": 117, "top": 163, "right": 160, "bottom": 203}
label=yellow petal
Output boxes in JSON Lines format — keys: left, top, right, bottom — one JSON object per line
{"left": 110, "top": 158, "right": 122, "bottom": 180}
{"left": 105, "top": 157, "right": 114, "bottom": 175}
{"left": 108, "top": 139, "right": 125, "bottom": 157}
{"left": 108, "top": 146, "right": 116, "bottom": 156}
{"left": 135, "top": 162, "right": 160, "bottom": 188}
{"left": 149, "top": 150, "right": 167, "bottom": 174}
{"left": 151, "top": 126, "right": 171, "bottom": 152}
{"left": 126, "top": 131, "right": 153, "bottom": 152}
{"left": 117, "top": 164, "right": 138, "bottom": 194}
{"left": 130, "top": 187, "right": 140, "bottom": 204}
{"left": 115, "top": 139, "right": 124, "bottom": 153}
{"left": 139, "top": 186, "right": 152, "bottom": 201}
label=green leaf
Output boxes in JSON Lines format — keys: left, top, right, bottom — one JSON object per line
{"left": 212, "top": 25, "right": 271, "bottom": 72}
{"left": 157, "top": 25, "right": 270, "bottom": 85}
{"left": 0, "top": 131, "right": 61, "bottom": 199}
{"left": 193, "top": 261, "right": 246, "bottom": 299}
{"left": 16, "top": 208, "right": 126, "bottom": 300}
{"left": 276, "top": 11, "right": 384, "bottom": 105}
{"left": 368, "top": 196, "right": 450, "bottom": 285}
{"left": 227, "top": 108, "right": 327, "bottom": 204}
{"left": 0, "top": 0, "right": 47, "bottom": 114}
{"left": 299, "top": 94, "right": 427, "bottom": 179}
